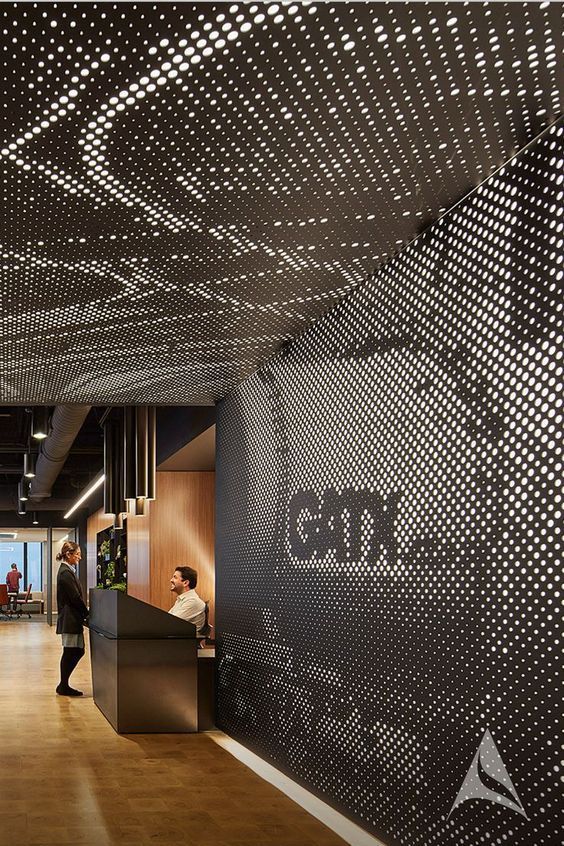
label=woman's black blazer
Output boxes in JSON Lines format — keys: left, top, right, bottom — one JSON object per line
{"left": 56, "top": 565, "right": 88, "bottom": 634}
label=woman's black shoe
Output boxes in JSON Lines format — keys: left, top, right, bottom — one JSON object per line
{"left": 56, "top": 684, "right": 83, "bottom": 696}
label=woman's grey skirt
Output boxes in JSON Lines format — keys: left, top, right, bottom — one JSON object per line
{"left": 61, "top": 632, "right": 85, "bottom": 649}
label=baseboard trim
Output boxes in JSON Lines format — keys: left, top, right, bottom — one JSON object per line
{"left": 209, "top": 731, "right": 387, "bottom": 846}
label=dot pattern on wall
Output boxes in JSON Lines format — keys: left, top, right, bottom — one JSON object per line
{"left": 215, "top": 123, "right": 563, "bottom": 846}
{"left": 0, "top": 2, "right": 561, "bottom": 404}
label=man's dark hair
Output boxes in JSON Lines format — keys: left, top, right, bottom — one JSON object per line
{"left": 175, "top": 566, "right": 198, "bottom": 589}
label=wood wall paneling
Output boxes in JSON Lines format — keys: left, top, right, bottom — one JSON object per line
{"left": 149, "top": 472, "right": 215, "bottom": 626}
{"left": 126, "top": 509, "right": 151, "bottom": 604}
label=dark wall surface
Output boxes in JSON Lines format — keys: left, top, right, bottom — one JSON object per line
{"left": 215, "top": 123, "right": 562, "bottom": 846}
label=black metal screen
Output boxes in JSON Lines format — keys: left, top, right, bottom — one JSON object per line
{"left": 216, "top": 124, "right": 563, "bottom": 846}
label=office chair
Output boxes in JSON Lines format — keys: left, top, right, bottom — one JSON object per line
{"left": 198, "top": 601, "right": 214, "bottom": 647}
{"left": 0, "top": 584, "right": 12, "bottom": 619}
{"left": 15, "top": 585, "right": 33, "bottom": 619}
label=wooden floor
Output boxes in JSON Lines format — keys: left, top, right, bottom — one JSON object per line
{"left": 0, "top": 620, "right": 346, "bottom": 846}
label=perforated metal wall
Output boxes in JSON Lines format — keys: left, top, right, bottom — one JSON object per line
{"left": 216, "top": 124, "right": 563, "bottom": 845}
{"left": 1, "top": 2, "right": 561, "bottom": 404}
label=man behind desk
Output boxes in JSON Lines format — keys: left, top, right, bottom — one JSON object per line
{"left": 168, "top": 566, "right": 206, "bottom": 634}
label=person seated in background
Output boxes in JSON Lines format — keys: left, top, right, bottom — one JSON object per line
{"left": 168, "top": 565, "right": 206, "bottom": 634}
{"left": 6, "top": 563, "right": 22, "bottom": 612}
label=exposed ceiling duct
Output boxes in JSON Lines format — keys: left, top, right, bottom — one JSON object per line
{"left": 29, "top": 405, "right": 92, "bottom": 500}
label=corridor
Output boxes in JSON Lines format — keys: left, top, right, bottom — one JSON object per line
{"left": 0, "top": 621, "right": 345, "bottom": 846}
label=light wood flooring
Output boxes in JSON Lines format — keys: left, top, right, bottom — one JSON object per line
{"left": 0, "top": 620, "right": 346, "bottom": 846}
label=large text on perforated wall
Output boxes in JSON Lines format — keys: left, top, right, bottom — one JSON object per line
{"left": 216, "top": 124, "right": 563, "bottom": 846}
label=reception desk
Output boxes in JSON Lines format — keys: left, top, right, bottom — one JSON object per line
{"left": 89, "top": 589, "right": 200, "bottom": 733}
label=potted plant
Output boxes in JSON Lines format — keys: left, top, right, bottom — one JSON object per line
{"left": 99, "top": 539, "right": 111, "bottom": 561}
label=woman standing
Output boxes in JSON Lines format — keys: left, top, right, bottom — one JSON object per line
{"left": 56, "top": 541, "right": 88, "bottom": 696}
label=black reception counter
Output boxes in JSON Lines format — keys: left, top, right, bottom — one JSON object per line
{"left": 89, "top": 589, "right": 207, "bottom": 733}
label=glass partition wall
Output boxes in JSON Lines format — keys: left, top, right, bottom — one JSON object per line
{"left": 0, "top": 528, "right": 46, "bottom": 597}
{"left": 0, "top": 527, "right": 76, "bottom": 620}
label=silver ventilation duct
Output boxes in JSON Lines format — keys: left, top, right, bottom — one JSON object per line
{"left": 28, "top": 405, "right": 91, "bottom": 500}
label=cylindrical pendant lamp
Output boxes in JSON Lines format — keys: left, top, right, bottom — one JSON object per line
{"left": 135, "top": 406, "right": 149, "bottom": 499}
{"left": 103, "top": 419, "right": 113, "bottom": 515}
{"left": 147, "top": 406, "right": 156, "bottom": 500}
{"left": 135, "top": 497, "right": 147, "bottom": 516}
{"left": 123, "top": 406, "right": 137, "bottom": 503}
{"left": 24, "top": 452, "right": 36, "bottom": 478}
{"left": 18, "top": 478, "right": 29, "bottom": 502}
{"left": 114, "top": 411, "right": 125, "bottom": 518}
{"left": 104, "top": 418, "right": 118, "bottom": 515}
{"left": 31, "top": 407, "right": 49, "bottom": 440}
{"left": 104, "top": 413, "right": 125, "bottom": 518}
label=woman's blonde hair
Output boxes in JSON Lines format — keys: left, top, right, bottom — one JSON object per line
{"left": 56, "top": 541, "right": 80, "bottom": 562}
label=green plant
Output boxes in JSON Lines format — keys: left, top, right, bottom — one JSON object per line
{"left": 109, "top": 582, "right": 127, "bottom": 592}
{"left": 99, "top": 539, "right": 111, "bottom": 558}
{"left": 104, "top": 560, "right": 116, "bottom": 585}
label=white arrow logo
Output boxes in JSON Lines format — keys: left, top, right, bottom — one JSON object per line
{"left": 448, "top": 729, "right": 528, "bottom": 819}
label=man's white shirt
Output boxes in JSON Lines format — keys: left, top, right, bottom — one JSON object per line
{"left": 168, "top": 589, "right": 206, "bottom": 633}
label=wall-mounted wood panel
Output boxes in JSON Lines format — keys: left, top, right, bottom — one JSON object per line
{"left": 149, "top": 472, "right": 215, "bottom": 627}
{"left": 126, "top": 510, "right": 151, "bottom": 605}
{"left": 86, "top": 509, "right": 113, "bottom": 591}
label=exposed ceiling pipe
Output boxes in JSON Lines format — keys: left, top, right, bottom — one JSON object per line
{"left": 28, "top": 405, "right": 91, "bottom": 500}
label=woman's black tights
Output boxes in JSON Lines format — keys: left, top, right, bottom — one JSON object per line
{"left": 59, "top": 647, "right": 85, "bottom": 689}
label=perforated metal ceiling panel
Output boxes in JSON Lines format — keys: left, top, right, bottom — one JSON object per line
{"left": 1, "top": 2, "right": 561, "bottom": 404}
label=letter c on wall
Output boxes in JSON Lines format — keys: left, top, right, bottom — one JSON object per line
{"left": 288, "top": 490, "right": 321, "bottom": 559}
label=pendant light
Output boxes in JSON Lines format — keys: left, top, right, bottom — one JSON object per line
{"left": 123, "top": 406, "right": 137, "bottom": 504}
{"left": 31, "top": 407, "right": 49, "bottom": 440}
{"left": 147, "top": 406, "right": 156, "bottom": 501}
{"left": 24, "top": 452, "right": 36, "bottom": 478}
{"left": 104, "top": 411, "right": 124, "bottom": 518}
{"left": 18, "top": 478, "right": 30, "bottom": 502}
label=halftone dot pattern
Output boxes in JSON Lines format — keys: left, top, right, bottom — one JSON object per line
{"left": 216, "top": 124, "right": 563, "bottom": 846}
{"left": 0, "top": 2, "right": 561, "bottom": 404}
